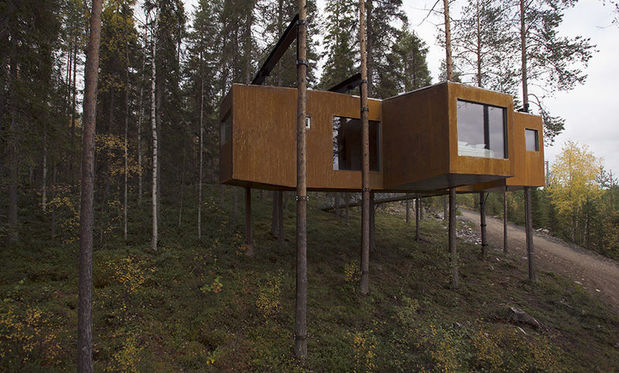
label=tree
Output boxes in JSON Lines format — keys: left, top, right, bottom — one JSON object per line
{"left": 548, "top": 141, "right": 603, "bottom": 243}
{"left": 77, "top": 0, "right": 103, "bottom": 370}
{"left": 388, "top": 27, "right": 432, "bottom": 94}
{"left": 366, "top": 0, "right": 407, "bottom": 98}
{"left": 516, "top": 0, "right": 595, "bottom": 143}
{"left": 452, "top": 0, "right": 518, "bottom": 92}
{"left": 320, "top": 0, "right": 358, "bottom": 89}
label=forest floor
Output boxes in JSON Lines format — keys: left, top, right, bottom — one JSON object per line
{"left": 460, "top": 209, "right": 619, "bottom": 312}
{"left": 1, "top": 187, "right": 618, "bottom": 371}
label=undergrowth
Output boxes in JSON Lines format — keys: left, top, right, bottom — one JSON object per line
{"left": 0, "top": 186, "right": 617, "bottom": 371}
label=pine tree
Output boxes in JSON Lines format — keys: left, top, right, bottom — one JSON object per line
{"left": 320, "top": 0, "right": 358, "bottom": 89}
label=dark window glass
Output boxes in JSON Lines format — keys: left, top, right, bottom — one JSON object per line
{"left": 333, "top": 116, "right": 380, "bottom": 171}
{"left": 220, "top": 113, "right": 232, "bottom": 145}
{"left": 525, "top": 129, "right": 539, "bottom": 152}
{"left": 457, "top": 100, "right": 507, "bottom": 159}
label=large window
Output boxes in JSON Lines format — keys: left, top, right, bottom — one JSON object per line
{"left": 457, "top": 100, "right": 507, "bottom": 159}
{"left": 220, "top": 113, "right": 232, "bottom": 145}
{"left": 333, "top": 116, "right": 380, "bottom": 171}
{"left": 525, "top": 129, "right": 539, "bottom": 152}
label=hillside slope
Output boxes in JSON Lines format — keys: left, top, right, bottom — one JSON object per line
{"left": 0, "top": 187, "right": 617, "bottom": 371}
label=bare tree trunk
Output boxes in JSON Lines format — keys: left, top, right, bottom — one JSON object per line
{"left": 78, "top": 1, "right": 102, "bottom": 370}
{"left": 271, "top": 191, "right": 279, "bottom": 236}
{"left": 359, "top": 0, "right": 371, "bottom": 296}
{"left": 520, "top": 0, "right": 529, "bottom": 111}
{"left": 443, "top": 0, "right": 454, "bottom": 81}
{"left": 8, "top": 41, "right": 19, "bottom": 244}
{"left": 294, "top": 0, "right": 308, "bottom": 358}
{"left": 405, "top": 197, "right": 410, "bottom": 224}
{"left": 137, "top": 34, "right": 147, "bottom": 206}
{"left": 177, "top": 147, "right": 185, "bottom": 228}
{"left": 449, "top": 187, "right": 458, "bottom": 288}
{"left": 503, "top": 187, "right": 508, "bottom": 253}
{"left": 198, "top": 60, "right": 204, "bottom": 240}
{"left": 476, "top": 0, "right": 482, "bottom": 87}
{"left": 123, "top": 46, "right": 129, "bottom": 242}
{"left": 334, "top": 193, "right": 340, "bottom": 217}
{"left": 245, "top": 187, "right": 253, "bottom": 255}
{"left": 278, "top": 190, "right": 284, "bottom": 246}
{"left": 480, "top": 192, "right": 487, "bottom": 258}
{"left": 370, "top": 191, "right": 376, "bottom": 251}
{"left": 415, "top": 195, "right": 420, "bottom": 241}
{"left": 71, "top": 44, "right": 78, "bottom": 184}
{"left": 42, "top": 125, "right": 48, "bottom": 212}
{"left": 345, "top": 193, "right": 350, "bottom": 226}
{"left": 150, "top": 12, "right": 158, "bottom": 251}
{"left": 419, "top": 197, "right": 424, "bottom": 220}
{"left": 525, "top": 187, "right": 536, "bottom": 282}
{"left": 51, "top": 164, "right": 57, "bottom": 239}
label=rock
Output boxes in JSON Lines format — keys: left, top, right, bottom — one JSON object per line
{"left": 508, "top": 307, "right": 541, "bottom": 330}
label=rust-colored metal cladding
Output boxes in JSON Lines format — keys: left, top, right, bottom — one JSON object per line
{"left": 458, "top": 110, "right": 545, "bottom": 193}
{"left": 219, "top": 82, "right": 545, "bottom": 195}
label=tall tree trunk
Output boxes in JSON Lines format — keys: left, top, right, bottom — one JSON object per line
{"left": 520, "top": 0, "right": 529, "bottom": 111}
{"left": 443, "top": 0, "right": 454, "bottom": 81}
{"left": 8, "top": 39, "right": 19, "bottom": 243}
{"left": 77, "top": 0, "right": 102, "bottom": 371}
{"left": 137, "top": 34, "right": 147, "bottom": 206}
{"left": 271, "top": 191, "right": 279, "bottom": 236}
{"left": 405, "top": 196, "right": 410, "bottom": 224}
{"left": 370, "top": 191, "right": 376, "bottom": 251}
{"left": 525, "top": 187, "right": 537, "bottom": 281}
{"left": 278, "top": 190, "right": 284, "bottom": 246}
{"left": 123, "top": 46, "right": 129, "bottom": 242}
{"left": 415, "top": 195, "right": 420, "bottom": 241}
{"left": 71, "top": 44, "right": 78, "bottom": 184}
{"left": 359, "top": 0, "right": 371, "bottom": 296}
{"left": 449, "top": 187, "right": 458, "bottom": 288}
{"left": 245, "top": 186, "right": 253, "bottom": 255}
{"left": 294, "top": 0, "right": 308, "bottom": 358}
{"left": 480, "top": 192, "right": 487, "bottom": 258}
{"left": 198, "top": 59, "right": 204, "bottom": 240}
{"left": 151, "top": 13, "right": 158, "bottom": 251}
{"left": 345, "top": 193, "right": 350, "bottom": 226}
{"left": 42, "top": 124, "right": 48, "bottom": 212}
{"left": 178, "top": 146, "right": 185, "bottom": 228}
{"left": 366, "top": 0, "right": 373, "bottom": 95}
{"left": 476, "top": 0, "right": 482, "bottom": 87}
{"left": 503, "top": 187, "right": 508, "bottom": 253}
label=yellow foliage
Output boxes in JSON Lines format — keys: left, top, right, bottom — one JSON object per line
{"left": 0, "top": 301, "right": 62, "bottom": 366}
{"left": 255, "top": 272, "right": 283, "bottom": 318}
{"left": 351, "top": 330, "right": 377, "bottom": 373}
{"left": 108, "top": 334, "right": 143, "bottom": 373}
{"left": 110, "top": 256, "right": 146, "bottom": 293}
{"left": 548, "top": 141, "right": 602, "bottom": 220}
{"left": 344, "top": 260, "right": 361, "bottom": 283}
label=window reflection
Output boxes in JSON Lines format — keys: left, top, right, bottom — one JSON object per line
{"left": 525, "top": 129, "right": 539, "bottom": 152}
{"left": 457, "top": 100, "right": 507, "bottom": 159}
{"left": 333, "top": 116, "right": 380, "bottom": 171}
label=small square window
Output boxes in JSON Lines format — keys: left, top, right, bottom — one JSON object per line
{"left": 525, "top": 129, "right": 539, "bottom": 152}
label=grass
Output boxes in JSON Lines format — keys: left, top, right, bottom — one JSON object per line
{"left": 0, "top": 186, "right": 617, "bottom": 371}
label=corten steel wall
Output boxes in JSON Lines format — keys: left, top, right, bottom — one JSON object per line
{"left": 448, "top": 83, "right": 515, "bottom": 180}
{"left": 219, "top": 84, "right": 382, "bottom": 191}
{"left": 458, "top": 111, "right": 545, "bottom": 192}
{"left": 382, "top": 82, "right": 515, "bottom": 191}
{"left": 382, "top": 84, "right": 451, "bottom": 190}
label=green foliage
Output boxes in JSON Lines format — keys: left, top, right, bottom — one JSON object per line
{"left": 1, "top": 186, "right": 617, "bottom": 371}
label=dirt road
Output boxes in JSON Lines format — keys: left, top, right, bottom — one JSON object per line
{"left": 460, "top": 209, "right": 619, "bottom": 312}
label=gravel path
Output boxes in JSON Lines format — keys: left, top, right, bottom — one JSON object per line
{"left": 460, "top": 209, "right": 619, "bottom": 312}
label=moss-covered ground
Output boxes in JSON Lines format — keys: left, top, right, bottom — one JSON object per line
{"left": 1, "top": 187, "right": 617, "bottom": 371}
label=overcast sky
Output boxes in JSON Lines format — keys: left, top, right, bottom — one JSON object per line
{"left": 182, "top": 0, "right": 618, "bottom": 175}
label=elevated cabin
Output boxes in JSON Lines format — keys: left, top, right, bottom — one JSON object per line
{"left": 219, "top": 82, "right": 543, "bottom": 193}
{"left": 457, "top": 111, "right": 545, "bottom": 193}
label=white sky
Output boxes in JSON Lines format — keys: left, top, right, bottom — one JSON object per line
{"left": 182, "top": 0, "right": 618, "bottom": 175}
